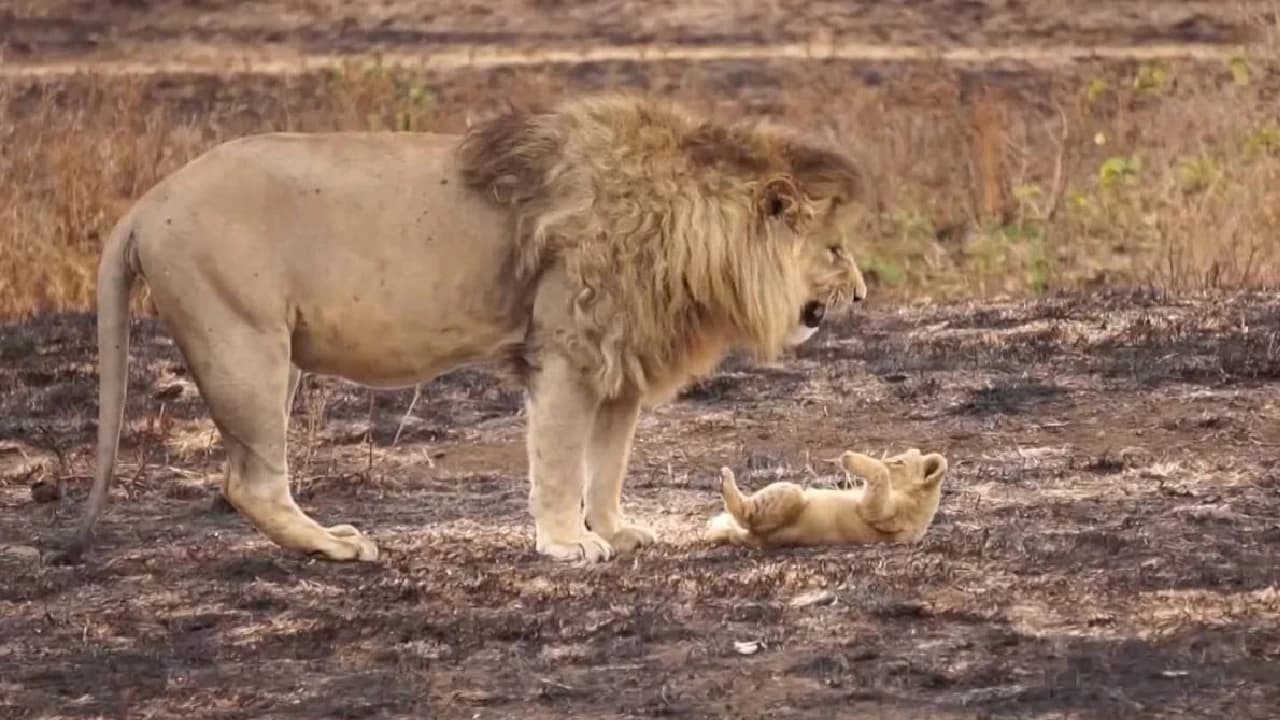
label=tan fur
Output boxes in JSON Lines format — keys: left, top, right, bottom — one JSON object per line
{"left": 707, "top": 449, "right": 948, "bottom": 549}
{"left": 64, "top": 93, "right": 868, "bottom": 566}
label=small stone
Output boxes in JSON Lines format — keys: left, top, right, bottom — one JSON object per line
{"left": 789, "top": 589, "right": 836, "bottom": 608}
{"left": 30, "top": 480, "right": 60, "bottom": 503}
{"left": 0, "top": 545, "right": 41, "bottom": 561}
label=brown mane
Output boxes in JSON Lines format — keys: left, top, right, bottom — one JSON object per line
{"left": 457, "top": 93, "right": 863, "bottom": 399}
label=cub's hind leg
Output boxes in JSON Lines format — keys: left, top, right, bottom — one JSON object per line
{"left": 720, "top": 468, "right": 808, "bottom": 535}
{"left": 706, "top": 468, "right": 760, "bottom": 547}
{"left": 164, "top": 312, "right": 377, "bottom": 562}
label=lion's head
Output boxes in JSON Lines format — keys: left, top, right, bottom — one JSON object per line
{"left": 458, "top": 94, "right": 868, "bottom": 400}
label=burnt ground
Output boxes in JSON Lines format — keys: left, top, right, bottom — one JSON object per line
{"left": 1, "top": 0, "right": 1270, "bottom": 68}
{"left": 2, "top": 290, "right": 1280, "bottom": 719}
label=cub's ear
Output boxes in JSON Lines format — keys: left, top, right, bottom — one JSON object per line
{"left": 758, "top": 176, "right": 810, "bottom": 231}
{"left": 921, "top": 454, "right": 949, "bottom": 487}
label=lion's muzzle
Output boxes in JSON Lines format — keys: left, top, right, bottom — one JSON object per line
{"left": 801, "top": 300, "right": 826, "bottom": 328}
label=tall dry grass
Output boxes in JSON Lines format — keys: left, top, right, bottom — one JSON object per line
{"left": 795, "top": 12, "right": 1280, "bottom": 299}
{"left": 1, "top": 26, "right": 1279, "bottom": 320}
{"left": 0, "top": 65, "right": 456, "bottom": 318}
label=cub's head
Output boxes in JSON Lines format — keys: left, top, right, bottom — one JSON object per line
{"left": 840, "top": 448, "right": 949, "bottom": 538}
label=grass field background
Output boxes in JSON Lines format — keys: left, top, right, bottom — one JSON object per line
{"left": 3, "top": 8, "right": 1277, "bottom": 319}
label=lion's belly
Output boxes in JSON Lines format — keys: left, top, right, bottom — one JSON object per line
{"left": 279, "top": 178, "right": 528, "bottom": 386}
{"left": 282, "top": 213, "right": 527, "bottom": 387}
{"left": 290, "top": 303, "right": 525, "bottom": 388}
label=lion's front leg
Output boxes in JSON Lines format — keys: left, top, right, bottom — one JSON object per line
{"left": 584, "top": 393, "right": 656, "bottom": 554}
{"left": 525, "top": 352, "right": 615, "bottom": 562}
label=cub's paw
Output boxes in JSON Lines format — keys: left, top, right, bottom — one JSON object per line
{"left": 536, "top": 530, "right": 615, "bottom": 563}
{"left": 603, "top": 524, "right": 657, "bottom": 554}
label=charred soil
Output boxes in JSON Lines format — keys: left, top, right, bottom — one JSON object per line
{"left": 3, "top": 291, "right": 1280, "bottom": 719}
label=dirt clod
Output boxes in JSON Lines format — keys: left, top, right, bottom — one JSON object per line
{"left": 29, "top": 479, "right": 60, "bottom": 503}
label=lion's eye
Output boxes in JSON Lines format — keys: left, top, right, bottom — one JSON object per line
{"left": 827, "top": 245, "right": 843, "bottom": 261}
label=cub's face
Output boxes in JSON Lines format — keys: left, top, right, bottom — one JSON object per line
{"left": 882, "top": 448, "right": 949, "bottom": 503}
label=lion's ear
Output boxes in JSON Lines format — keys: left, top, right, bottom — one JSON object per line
{"left": 759, "top": 176, "right": 807, "bottom": 231}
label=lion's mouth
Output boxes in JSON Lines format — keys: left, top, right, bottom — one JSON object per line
{"left": 801, "top": 300, "right": 826, "bottom": 328}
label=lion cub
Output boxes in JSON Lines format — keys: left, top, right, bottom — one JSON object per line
{"left": 706, "top": 448, "right": 948, "bottom": 549}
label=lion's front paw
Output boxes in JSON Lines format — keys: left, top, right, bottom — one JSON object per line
{"left": 603, "top": 524, "right": 657, "bottom": 553}
{"left": 536, "top": 530, "right": 615, "bottom": 563}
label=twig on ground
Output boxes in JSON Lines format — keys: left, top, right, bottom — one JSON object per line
{"left": 393, "top": 384, "right": 424, "bottom": 447}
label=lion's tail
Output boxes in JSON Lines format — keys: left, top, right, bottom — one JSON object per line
{"left": 63, "top": 218, "right": 140, "bottom": 561}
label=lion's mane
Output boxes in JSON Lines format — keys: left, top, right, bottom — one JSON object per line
{"left": 457, "top": 94, "right": 862, "bottom": 399}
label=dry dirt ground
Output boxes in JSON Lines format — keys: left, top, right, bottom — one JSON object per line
{"left": 3, "top": 291, "right": 1280, "bottom": 719}
{"left": 3, "top": 1, "right": 1280, "bottom": 718}
{"left": 1, "top": 0, "right": 1270, "bottom": 71}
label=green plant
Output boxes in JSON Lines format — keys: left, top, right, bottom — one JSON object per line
{"left": 1245, "top": 120, "right": 1280, "bottom": 158}
{"left": 1133, "top": 62, "right": 1170, "bottom": 96}
{"left": 1228, "top": 55, "right": 1252, "bottom": 86}
{"left": 1083, "top": 77, "right": 1109, "bottom": 105}
{"left": 1097, "top": 156, "right": 1142, "bottom": 190}
{"left": 859, "top": 253, "right": 907, "bottom": 288}
{"left": 1174, "top": 154, "right": 1217, "bottom": 195}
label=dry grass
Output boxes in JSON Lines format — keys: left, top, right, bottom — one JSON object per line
{"left": 1, "top": 19, "right": 1279, "bottom": 319}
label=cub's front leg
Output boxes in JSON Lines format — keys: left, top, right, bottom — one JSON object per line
{"left": 584, "top": 393, "right": 657, "bottom": 554}
{"left": 840, "top": 451, "right": 893, "bottom": 523}
{"left": 525, "top": 352, "right": 614, "bottom": 562}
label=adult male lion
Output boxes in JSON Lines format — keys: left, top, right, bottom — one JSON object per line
{"left": 66, "top": 93, "right": 867, "bottom": 564}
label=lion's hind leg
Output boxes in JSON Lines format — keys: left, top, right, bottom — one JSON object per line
{"left": 164, "top": 307, "right": 377, "bottom": 562}
{"left": 211, "top": 363, "right": 302, "bottom": 515}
